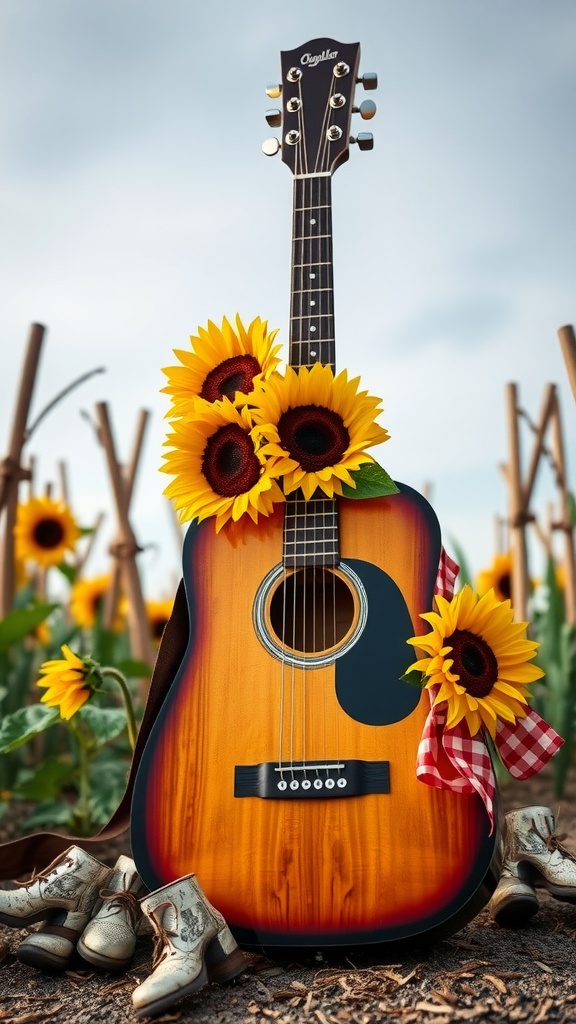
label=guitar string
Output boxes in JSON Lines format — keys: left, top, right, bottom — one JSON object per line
{"left": 288, "top": 83, "right": 306, "bottom": 782}
{"left": 280, "top": 79, "right": 342, "bottom": 787}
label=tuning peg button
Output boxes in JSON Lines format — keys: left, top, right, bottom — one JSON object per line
{"left": 266, "top": 83, "right": 282, "bottom": 99}
{"left": 358, "top": 72, "right": 378, "bottom": 91}
{"left": 353, "top": 99, "right": 377, "bottom": 120}
{"left": 265, "top": 108, "right": 281, "bottom": 127}
{"left": 351, "top": 132, "right": 374, "bottom": 151}
{"left": 262, "top": 137, "right": 281, "bottom": 156}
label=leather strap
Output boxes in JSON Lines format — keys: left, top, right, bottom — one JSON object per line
{"left": 0, "top": 580, "right": 189, "bottom": 879}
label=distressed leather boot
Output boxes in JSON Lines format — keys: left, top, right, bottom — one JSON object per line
{"left": 505, "top": 805, "right": 576, "bottom": 901}
{"left": 77, "top": 854, "right": 146, "bottom": 970}
{"left": 0, "top": 846, "right": 111, "bottom": 930}
{"left": 132, "top": 874, "right": 245, "bottom": 1018}
{"left": 488, "top": 861, "right": 539, "bottom": 927}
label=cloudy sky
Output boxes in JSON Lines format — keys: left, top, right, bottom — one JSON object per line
{"left": 1, "top": 0, "right": 575, "bottom": 599}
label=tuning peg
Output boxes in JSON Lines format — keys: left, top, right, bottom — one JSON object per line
{"left": 262, "top": 137, "right": 281, "bottom": 156}
{"left": 352, "top": 99, "right": 377, "bottom": 120}
{"left": 265, "top": 108, "right": 282, "bottom": 128}
{"left": 351, "top": 133, "right": 374, "bottom": 151}
{"left": 357, "top": 72, "right": 378, "bottom": 91}
{"left": 266, "top": 83, "right": 282, "bottom": 99}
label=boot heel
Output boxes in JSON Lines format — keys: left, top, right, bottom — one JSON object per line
{"left": 205, "top": 926, "right": 246, "bottom": 983}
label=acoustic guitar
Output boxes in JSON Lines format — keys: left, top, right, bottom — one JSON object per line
{"left": 131, "top": 37, "right": 500, "bottom": 947}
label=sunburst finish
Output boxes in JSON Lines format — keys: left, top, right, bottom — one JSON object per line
{"left": 132, "top": 491, "right": 497, "bottom": 946}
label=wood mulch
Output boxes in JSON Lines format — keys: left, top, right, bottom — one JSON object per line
{"left": 1, "top": 767, "right": 576, "bottom": 1024}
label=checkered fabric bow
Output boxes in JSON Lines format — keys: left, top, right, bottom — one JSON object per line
{"left": 415, "top": 549, "right": 564, "bottom": 832}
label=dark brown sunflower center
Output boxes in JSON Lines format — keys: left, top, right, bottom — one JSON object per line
{"left": 202, "top": 423, "right": 261, "bottom": 497}
{"left": 277, "top": 405, "right": 350, "bottom": 472}
{"left": 448, "top": 628, "right": 498, "bottom": 698}
{"left": 200, "top": 355, "right": 261, "bottom": 402}
{"left": 33, "top": 518, "right": 65, "bottom": 550}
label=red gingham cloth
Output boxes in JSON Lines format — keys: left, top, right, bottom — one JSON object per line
{"left": 415, "top": 548, "right": 564, "bottom": 832}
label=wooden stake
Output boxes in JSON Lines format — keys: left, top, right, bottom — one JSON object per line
{"left": 103, "top": 409, "right": 149, "bottom": 632}
{"left": 0, "top": 323, "right": 45, "bottom": 617}
{"left": 521, "top": 383, "right": 556, "bottom": 510}
{"left": 550, "top": 392, "right": 576, "bottom": 625}
{"left": 94, "top": 403, "right": 154, "bottom": 681}
{"left": 505, "top": 383, "right": 530, "bottom": 620}
{"left": 558, "top": 324, "right": 576, "bottom": 404}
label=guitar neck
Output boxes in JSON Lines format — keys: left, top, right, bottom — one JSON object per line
{"left": 289, "top": 175, "right": 335, "bottom": 370}
{"left": 285, "top": 173, "right": 340, "bottom": 567}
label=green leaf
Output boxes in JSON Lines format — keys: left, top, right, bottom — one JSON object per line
{"left": 0, "top": 704, "right": 60, "bottom": 753}
{"left": 14, "top": 759, "right": 77, "bottom": 801}
{"left": 88, "top": 754, "right": 130, "bottom": 825}
{"left": 78, "top": 705, "right": 127, "bottom": 747}
{"left": 116, "top": 659, "right": 152, "bottom": 678}
{"left": 341, "top": 462, "right": 400, "bottom": 500}
{"left": 23, "top": 801, "right": 74, "bottom": 830}
{"left": 56, "top": 562, "right": 77, "bottom": 584}
{"left": 0, "top": 604, "right": 58, "bottom": 653}
{"left": 400, "top": 669, "right": 425, "bottom": 687}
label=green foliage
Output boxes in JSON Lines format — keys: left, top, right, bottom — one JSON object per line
{"left": 532, "top": 556, "right": 576, "bottom": 798}
{"left": 0, "top": 584, "right": 143, "bottom": 835}
{"left": 0, "top": 604, "right": 57, "bottom": 653}
{"left": 341, "top": 461, "right": 400, "bottom": 499}
{"left": 0, "top": 704, "right": 60, "bottom": 753}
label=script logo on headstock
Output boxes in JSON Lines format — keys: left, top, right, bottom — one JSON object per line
{"left": 300, "top": 48, "right": 338, "bottom": 68}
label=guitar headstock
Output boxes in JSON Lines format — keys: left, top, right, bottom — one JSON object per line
{"left": 263, "top": 38, "right": 377, "bottom": 176}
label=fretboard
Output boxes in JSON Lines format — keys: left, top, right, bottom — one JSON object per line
{"left": 289, "top": 175, "right": 335, "bottom": 370}
{"left": 283, "top": 496, "right": 340, "bottom": 567}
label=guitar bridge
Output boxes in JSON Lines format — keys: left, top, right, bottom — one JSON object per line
{"left": 234, "top": 759, "right": 389, "bottom": 799}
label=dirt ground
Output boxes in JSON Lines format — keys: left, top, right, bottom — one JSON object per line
{"left": 1, "top": 768, "right": 576, "bottom": 1024}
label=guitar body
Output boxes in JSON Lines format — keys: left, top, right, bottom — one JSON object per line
{"left": 132, "top": 486, "right": 498, "bottom": 946}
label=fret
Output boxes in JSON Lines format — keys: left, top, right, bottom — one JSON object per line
{"left": 285, "top": 172, "right": 340, "bottom": 565}
{"left": 283, "top": 494, "right": 340, "bottom": 568}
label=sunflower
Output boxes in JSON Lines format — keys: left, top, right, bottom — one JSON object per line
{"left": 146, "top": 598, "right": 174, "bottom": 645}
{"left": 246, "top": 362, "right": 389, "bottom": 500}
{"left": 162, "top": 314, "right": 282, "bottom": 417}
{"left": 161, "top": 397, "right": 284, "bottom": 532}
{"left": 476, "top": 552, "right": 513, "bottom": 602}
{"left": 14, "top": 496, "right": 80, "bottom": 569}
{"left": 70, "top": 575, "right": 125, "bottom": 632}
{"left": 406, "top": 585, "right": 544, "bottom": 739}
{"left": 37, "top": 644, "right": 101, "bottom": 720}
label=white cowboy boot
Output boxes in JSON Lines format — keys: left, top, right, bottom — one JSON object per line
{"left": 77, "top": 854, "right": 146, "bottom": 970}
{"left": 488, "top": 861, "right": 539, "bottom": 927}
{"left": 132, "top": 874, "right": 245, "bottom": 1018}
{"left": 17, "top": 908, "right": 89, "bottom": 971}
{"left": 0, "top": 846, "right": 112, "bottom": 930}
{"left": 505, "top": 805, "right": 576, "bottom": 900}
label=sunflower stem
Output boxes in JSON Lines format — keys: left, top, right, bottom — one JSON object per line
{"left": 101, "top": 668, "right": 138, "bottom": 750}
{"left": 69, "top": 719, "right": 92, "bottom": 836}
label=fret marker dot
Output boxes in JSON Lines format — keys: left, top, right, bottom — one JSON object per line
{"left": 310, "top": 218, "right": 316, "bottom": 225}
{"left": 310, "top": 350, "right": 317, "bottom": 357}
{"left": 310, "top": 273, "right": 316, "bottom": 279}
{"left": 310, "top": 300, "right": 316, "bottom": 306}
{"left": 310, "top": 325, "right": 316, "bottom": 332}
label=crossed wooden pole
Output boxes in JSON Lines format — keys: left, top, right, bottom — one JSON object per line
{"left": 504, "top": 380, "right": 576, "bottom": 625}
{"left": 94, "top": 402, "right": 155, "bottom": 680}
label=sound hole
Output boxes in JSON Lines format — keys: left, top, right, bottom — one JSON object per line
{"left": 269, "top": 568, "right": 355, "bottom": 655}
